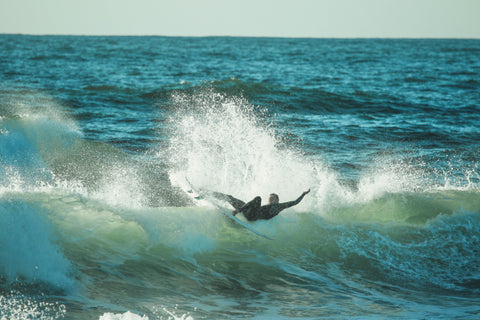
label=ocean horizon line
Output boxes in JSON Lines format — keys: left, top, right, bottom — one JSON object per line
{"left": 2, "top": 32, "right": 479, "bottom": 40}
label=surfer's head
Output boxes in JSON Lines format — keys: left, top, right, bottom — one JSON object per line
{"left": 268, "top": 193, "right": 279, "bottom": 204}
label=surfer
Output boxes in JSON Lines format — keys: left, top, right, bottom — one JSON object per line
{"left": 211, "top": 189, "right": 311, "bottom": 221}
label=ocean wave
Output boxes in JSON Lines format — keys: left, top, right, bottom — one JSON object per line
{"left": 0, "top": 199, "right": 74, "bottom": 292}
{"left": 155, "top": 79, "right": 403, "bottom": 115}
{"left": 145, "top": 78, "right": 478, "bottom": 119}
{"left": 2, "top": 186, "right": 478, "bottom": 301}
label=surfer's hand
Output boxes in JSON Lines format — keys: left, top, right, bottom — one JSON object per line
{"left": 302, "top": 189, "right": 311, "bottom": 196}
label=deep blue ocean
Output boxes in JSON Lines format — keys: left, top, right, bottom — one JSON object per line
{"left": 1, "top": 35, "right": 480, "bottom": 319}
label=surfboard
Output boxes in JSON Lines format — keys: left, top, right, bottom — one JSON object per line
{"left": 173, "top": 175, "right": 272, "bottom": 240}
{"left": 177, "top": 177, "right": 216, "bottom": 208}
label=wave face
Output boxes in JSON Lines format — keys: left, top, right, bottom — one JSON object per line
{"left": 1, "top": 36, "right": 480, "bottom": 319}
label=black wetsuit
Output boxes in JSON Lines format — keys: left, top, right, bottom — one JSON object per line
{"left": 213, "top": 192, "right": 308, "bottom": 221}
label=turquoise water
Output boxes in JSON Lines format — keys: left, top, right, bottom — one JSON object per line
{"left": 1, "top": 36, "right": 480, "bottom": 319}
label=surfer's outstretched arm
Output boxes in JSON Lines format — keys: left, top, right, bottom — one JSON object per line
{"left": 277, "top": 189, "right": 311, "bottom": 210}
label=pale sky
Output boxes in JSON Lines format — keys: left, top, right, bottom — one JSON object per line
{"left": 1, "top": 0, "right": 479, "bottom": 38}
